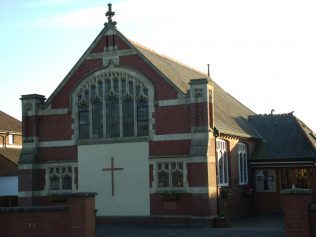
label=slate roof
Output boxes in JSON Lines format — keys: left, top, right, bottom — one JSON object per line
{"left": 249, "top": 113, "right": 316, "bottom": 161}
{"left": 42, "top": 24, "right": 261, "bottom": 139}
{"left": 0, "top": 111, "right": 22, "bottom": 133}
{"left": 135, "top": 44, "right": 261, "bottom": 138}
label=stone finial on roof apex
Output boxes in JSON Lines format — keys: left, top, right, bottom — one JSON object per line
{"left": 105, "top": 3, "right": 117, "bottom": 26}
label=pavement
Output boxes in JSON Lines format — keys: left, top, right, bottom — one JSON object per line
{"left": 96, "top": 213, "right": 285, "bottom": 237}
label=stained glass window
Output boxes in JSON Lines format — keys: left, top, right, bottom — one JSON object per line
{"left": 106, "top": 96, "right": 120, "bottom": 138}
{"left": 77, "top": 71, "right": 150, "bottom": 140}
{"left": 78, "top": 105, "right": 89, "bottom": 139}
{"left": 122, "top": 97, "right": 134, "bottom": 137}
{"left": 92, "top": 100, "right": 103, "bottom": 139}
{"left": 137, "top": 98, "right": 149, "bottom": 136}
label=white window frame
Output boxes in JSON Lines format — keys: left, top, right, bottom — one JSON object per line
{"left": 216, "top": 139, "right": 229, "bottom": 186}
{"left": 8, "top": 134, "right": 14, "bottom": 145}
{"left": 238, "top": 143, "right": 248, "bottom": 185}
{"left": 46, "top": 165, "right": 77, "bottom": 193}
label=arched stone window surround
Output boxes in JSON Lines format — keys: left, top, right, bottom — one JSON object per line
{"left": 71, "top": 67, "right": 154, "bottom": 143}
{"left": 216, "top": 139, "right": 229, "bottom": 186}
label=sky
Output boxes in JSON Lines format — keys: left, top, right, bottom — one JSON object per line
{"left": 1, "top": 0, "right": 315, "bottom": 132}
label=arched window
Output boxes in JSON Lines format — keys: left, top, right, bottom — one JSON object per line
{"left": 238, "top": 143, "right": 248, "bottom": 185}
{"left": 216, "top": 139, "right": 229, "bottom": 186}
{"left": 76, "top": 70, "right": 151, "bottom": 140}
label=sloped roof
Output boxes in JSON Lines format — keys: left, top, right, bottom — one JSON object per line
{"left": 42, "top": 23, "right": 260, "bottom": 139}
{"left": 135, "top": 44, "right": 204, "bottom": 93}
{"left": 134, "top": 44, "right": 261, "bottom": 138}
{"left": 0, "top": 111, "right": 22, "bottom": 133}
{"left": 296, "top": 118, "right": 316, "bottom": 151}
{"left": 249, "top": 113, "right": 316, "bottom": 161}
{"left": 0, "top": 147, "right": 20, "bottom": 165}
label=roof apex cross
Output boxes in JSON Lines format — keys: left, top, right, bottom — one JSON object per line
{"left": 105, "top": 3, "right": 117, "bottom": 26}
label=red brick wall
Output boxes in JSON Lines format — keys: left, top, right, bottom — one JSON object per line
{"left": 0, "top": 193, "right": 96, "bottom": 237}
{"left": 310, "top": 205, "right": 316, "bottom": 237}
{"left": 154, "top": 105, "right": 191, "bottom": 134}
{"left": 283, "top": 191, "right": 313, "bottom": 237}
{"left": 191, "top": 102, "right": 209, "bottom": 127}
{"left": 149, "top": 140, "right": 191, "bottom": 156}
{"left": 217, "top": 138, "right": 256, "bottom": 218}
{"left": 91, "top": 34, "right": 130, "bottom": 53}
{"left": 187, "top": 163, "right": 209, "bottom": 187}
{"left": 0, "top": 196, "right": 17, "bottom": 207}
{"left": 120, "top": 54, "right": 178, "bottom": 100}
{"left": 255, "top": 192, "right": 280, "bottom": 213}
{"left": 51, "top": 59, "right": 103, "bottom": 109}
{"left": 18, "top": 169, "right": 46, "bottom": 195}
{"left": 14, "top": 134, "right": 22, "bottom": 145}
{"left": 18, "top": 169, "right": 33, "bottom": 192}
{"left": 38, "top": 114, "right": 73, "bottom": 141}
{"left": 221, "top": 187, "right": 254, "bottom": 218}
{"left": 209, "top": 101, "right": 214, "bottom": 128}
{"left": 37, "top": 146, "right": 77, "bottom": 162}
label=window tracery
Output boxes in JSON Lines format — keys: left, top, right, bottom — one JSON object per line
{"left": 157, "top": 162, "right": 184, "bottom": 189}
{"left": 76, "top": 70, "right": 151, "bottom": 140}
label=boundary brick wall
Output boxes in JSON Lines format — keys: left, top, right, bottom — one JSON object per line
{"left": 282, "top": 189, "right": 315, "bottom": 237}
{"left": 310, "top": 204, "right": 316, "bottom": 237}
{"left": 0, "top": 193, "right": 96, "bottom": 237}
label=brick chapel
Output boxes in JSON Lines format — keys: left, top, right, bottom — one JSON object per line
{"left": 19, "top": 4, "right": 316, "bottom": 221}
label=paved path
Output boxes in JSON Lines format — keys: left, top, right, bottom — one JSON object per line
{"left": 96, "top": 214, "right": 285, "bottom": 237}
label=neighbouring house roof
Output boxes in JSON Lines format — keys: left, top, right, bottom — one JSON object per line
{"left": 0, "top": 111, "right": 22, "bottom": 167}
{"left": 0, "top": 147, "right": 21, "bottom": 165}
{"left": 0, "top": 151, "right": 18, "bottom": 176}
{"left": 249, "top": 113, "right": 316, "bottom": 161}
{"left": 135, "top": 43, "right": 261, "bottom": 139}
{"left": 0, "top": 111, "right": 22, "bottom": 133}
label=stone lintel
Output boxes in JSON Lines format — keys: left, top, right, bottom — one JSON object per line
{"left": 281, "top": 188, "right": 313, "bottom": 194}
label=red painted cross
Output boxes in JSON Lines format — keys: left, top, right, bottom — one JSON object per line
{"left": 102, "top": 157, "right": 123, "bottom": 196}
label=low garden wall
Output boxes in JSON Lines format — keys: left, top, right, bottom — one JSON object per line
{"left": 0, "top": 195, "right": 17, "bottom": 207}
{"left": 0, "top": 192, "right": 96, "bottom": 237}
{"left": 282, "top": 189, "right": 315, "bottom": 237}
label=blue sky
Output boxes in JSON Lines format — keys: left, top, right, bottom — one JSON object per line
{"left": 1, "top": 0, "right": 315, "bottom": 131}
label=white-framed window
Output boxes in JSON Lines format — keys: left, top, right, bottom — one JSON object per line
{"left": 48, "top": 166, "right": 75, "bottom": 192}
{"left": 157, "top": 162, "right": 184, "bottom": 190}
{"left": 238, "top": 143, "right": 248, "bottom": 185}
{"left": 8, "top": 134, "right": 14, "bottom": 145}
{"left": 216, "top": 139, "right": 229, "bottom": 186}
